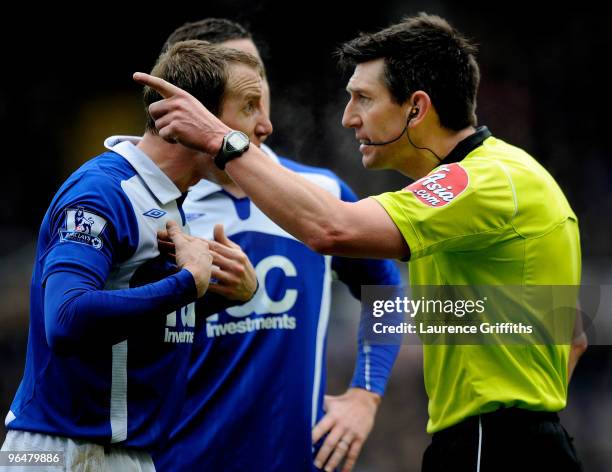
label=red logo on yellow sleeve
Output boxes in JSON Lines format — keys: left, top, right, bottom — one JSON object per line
{"left": 403, "top": 164, "right": 469, "bottom": 207}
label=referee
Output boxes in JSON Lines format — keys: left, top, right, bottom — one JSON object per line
{"left": 136, "top": 13, "right": 586, "bottom": 472}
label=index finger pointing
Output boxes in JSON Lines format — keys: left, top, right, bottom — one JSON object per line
{"left": 133, "top": 72, "right": 182, "bottom": 99}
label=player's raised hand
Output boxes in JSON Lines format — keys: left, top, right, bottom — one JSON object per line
{"left": 133, "top": 72, "right": 232, "bottom": 155}
{"left": 312, "top": 388, "right": 381, "bottom": 472}
{"left": 166, "top": 220, "right": 213, "bottom": 298}
{"left": 206, "top": 224, "right": 257, "bottom": 302}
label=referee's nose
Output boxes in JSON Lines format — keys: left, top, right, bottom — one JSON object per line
{"left": 342, "top": 100, "right": 361, "bottom": 129}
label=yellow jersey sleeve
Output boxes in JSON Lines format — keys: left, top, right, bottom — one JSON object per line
{"left": 373, "top": 160, "right": 517, "bottom": 260}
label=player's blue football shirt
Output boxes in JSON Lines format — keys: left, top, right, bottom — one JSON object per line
{"left": 6, "top": 137, "right": 199, "bottom": 451}
{"left": 154, "top": 144, "right": 401, "bottom": 471}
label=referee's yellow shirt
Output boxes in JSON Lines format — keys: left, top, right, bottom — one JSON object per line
{"left": 373, "top": 127, "right": 581, "bottom": 433}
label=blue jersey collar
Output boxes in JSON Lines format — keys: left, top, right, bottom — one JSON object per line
{"left": 104, "top": 136, "right": 182, "bottom": 205}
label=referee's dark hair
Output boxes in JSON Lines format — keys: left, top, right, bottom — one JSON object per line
{"left": 337, "top": 13, "right": 480, "bottom": 131}
{"left": 143, "top": 40, "right": 262, "bottom": 134}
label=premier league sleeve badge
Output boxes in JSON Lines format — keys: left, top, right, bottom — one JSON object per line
{"left": 59, "top": 206, "right": 108, "bottom": 249}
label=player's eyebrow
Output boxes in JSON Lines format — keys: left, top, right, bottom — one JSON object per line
{"left": 244, "top": 91, "right": 262, "bottom": 99}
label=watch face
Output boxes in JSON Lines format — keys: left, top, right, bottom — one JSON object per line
{"left": 227, "top": 132, "right": 249, "bottom": 151}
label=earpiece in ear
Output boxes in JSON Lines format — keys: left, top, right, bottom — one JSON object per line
{"left": 410, "top": 106, "right": 420, "bottom": 118}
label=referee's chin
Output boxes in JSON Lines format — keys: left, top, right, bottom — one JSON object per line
{"left": 361, "top": 148, "right": 386, "bottom": 170}
{"left": 359, "top": 145, "right": 377, "bottom": 169}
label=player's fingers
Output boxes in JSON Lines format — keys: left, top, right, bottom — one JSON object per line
{"left": 157, "top": 229, "right": 169, "bottom": 241}
{"left": 166, "top": 220, "right": 184, "bottom": 244}
{"left": 213, "top": 224, "right": 240, "bottom": 249}
{"left": 166, "top": 221, "right": 196, "bottom": 254}
{"left": 133, "top": 72, "right": 183, "bottom": 99}
{"left": 314, "top": 427, "right": 345, "bottom": 470}
{"left": 166, "top": 222, "right": 203, "bottom": 245}
{"left": 210, "top": 250, "right": 243, "bottom": 272}
{"left": 157, "top": 239, "right": 175, "bottom": 253}
{"left": 165, "top": 220, "right": 180, "bottom": 236}
{"left": 210, "top": 267, "right": 239, "bottom": 286}
{"left": 178, "top": 233, "right": 198, "bottom": 243}
{"left": 312, "top": 414, "right": 335, "bottom": 444}
{"left": 206, "top": 239, "right": 235, "bottom": 257}
{"left": 206, "top": 239, "right": 246, "bottom": 261}
{"left": 213, "top": 224, "right": 231, "bottom": 245}
{"left": 341, "top": 440, "right": 363, "bottom": 472}
{"left": 324, "top": 435, "right": 353, "bottom": 472}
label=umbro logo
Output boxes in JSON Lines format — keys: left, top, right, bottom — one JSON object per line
{"left": 143, "top": 208, "right": 166, "bottom": 219}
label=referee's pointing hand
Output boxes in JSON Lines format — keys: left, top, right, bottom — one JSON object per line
{"left": 133, "top": 72, "right": 230, "bottom": 156}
